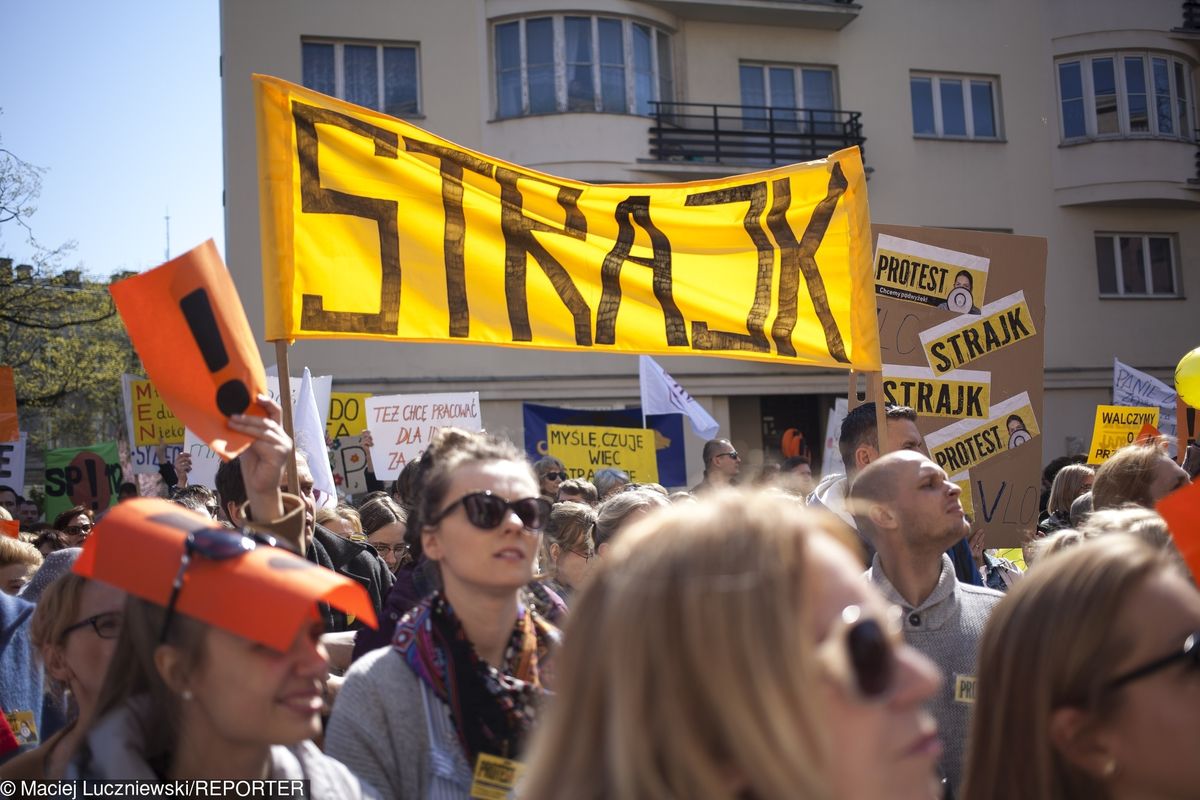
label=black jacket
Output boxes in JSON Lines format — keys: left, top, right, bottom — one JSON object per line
{"left": 307, "top": 524, "right": 394, "bottom": 633}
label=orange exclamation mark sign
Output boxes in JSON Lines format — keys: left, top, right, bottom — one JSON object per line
{"left": 179, "top": 288, "right": 252, "bottom": 417}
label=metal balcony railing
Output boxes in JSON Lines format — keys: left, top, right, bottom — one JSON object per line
{"left": 649, "top": 102, "right": 865, "bottom": 165}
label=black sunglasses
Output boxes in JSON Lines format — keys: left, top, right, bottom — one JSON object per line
{"left": 1108, "top": 631, "right": 1200, "bottom": 691}
{"left": 542, "top": 472, "right": 568, "bottom": 481}
{"left": 816, "top": 605, "right": 903, "bottom": 700}
{"left": 716, "top": 451, "right": 741, "bottom": 461}
{"left": 159, "top": 526, "right": 277, "bottom": 643}
{"left": 428, "top": 491, "right": 551, "bottom": 532}
{"left": 63, "top": 611, "right": 123, "bottom": 640}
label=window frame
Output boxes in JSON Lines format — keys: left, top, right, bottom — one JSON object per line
{"left": 909, "top": 71, "right": 1003, "bottom": 141}
{"left": 301, "top": 38, "right": 422, "bottom": 117}
{"left": 737, "top": 61, "right": 841, "bottom": 132}
{"left": 1055, "top": 52, "right": 1195, "bottom": 143}
{"left": 491, "top": 15, "right": 673, "bottom": 120}
{"left": 1094, "top": 232, "right": 1183, "bottom": 299}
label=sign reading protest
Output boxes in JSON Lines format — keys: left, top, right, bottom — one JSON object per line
{"left": 44, "top": 442, "right": 122, "bottom": 519}
{"left": 327, "top": 392, "right": 372, "bottom": 439}
{"left": 0, "top": 433, "right": 27, "bottom": 490}
{"left": 874, "top": 234, "right": 989, "bottom": 314}
{"left": 547, "top": 424, "right": 659, "bottom": 484}
{"left": 330, "top": 434, "right": 370, "bottom": 495}
{"left": 365, "top": 392, "right": 482, "bottom": 479}
{"left": 918, "top": 291, "right": 1037, "bottom": 375}
{"left": 254, "top": 75, "right": 881, "bottom": 371}
{"left": 882, "top": 364, "right": 991, "bottom": 419}
{"left": 1087, "top": 405, "right": 1160, "bottom": 464}
{"left": 925, "top": 392, "right": 1040, "bottom": 475}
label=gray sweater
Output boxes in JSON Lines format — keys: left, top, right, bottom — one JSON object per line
{"left": 866, "top": 554, "right": 1002, "bottom": 795}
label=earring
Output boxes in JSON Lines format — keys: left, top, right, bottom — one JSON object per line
{"left": 1103, "top": 758, "right": 1118, "bottom": 778}
{"left": 181, "top": 689, "right": 193, "bottom": 701}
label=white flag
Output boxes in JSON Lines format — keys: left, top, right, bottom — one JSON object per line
{"left": 639, "top": 356, "right": 720, "bottom": 439}
{"left": 294, "top": 367, "right": 337, "bottom": 509}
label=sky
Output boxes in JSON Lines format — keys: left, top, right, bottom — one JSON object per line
{"left": 1, "top": 1, "right": 224, "bottom": 277}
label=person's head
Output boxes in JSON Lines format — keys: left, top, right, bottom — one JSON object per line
{"left": 953, "top": 270, "right": 973, "bottom": 293}
{"left": 838, "top": 403, "right": 924, "bottom": 480}
{"left": 592, "top": 468, "right": 630, "bottom": 500}
{"left": 315, "top": 504, "right": 363, "bottom": 541}
{"left": 391, "top": 458, "right": 424, "bottom": 512}
{"left": 18, "top": 498, "right": 40, "bottom": 526}
{"left": 218, "top": 452, "right": 320, "bottom": 539}
{"left": 781, "top": 455, "right": 816, "bottom": 495}
{"left": 962, "top": 536, "right": 1200, "bottom": 800}
{"left": 1047, "top": 464, "right": 1095, "bottom": 518}
{"left": 1093, "top": 444, "right": 1190, "bottom": 511}
{"left": 30, "top": 574, "right": 126, "bottom": 713}
{"left": 53, "top": 506, "right": 95, "bottom": 547}
{"left": 702, "top": 438, "right": 741, "bottom": 479}
{"left": 850, "top": 451, "right": 969, "bottom": 557}
{"left": 533, "top": 456, "right": 568, "bottom": 498}
{"left": 1043, "top": 455, "right": 1082, "bottom": 492}
{"left": 358, "top": 495, "right": 409, "bottom": 573}
{"left": 592, "top": 488, "right": 669, "bottom": 555}
{"left": 557, "top": 478, "right": 598, "bottom": 506}
{"left": 171, "top": 485, "right": 219, "bottom": 520}
{"left": 1079, "top": 506, "right": 1177, "bottom": 553}
{"left": 521, "top": 490, "right": 942, "bottom": 800}
{"left": 0, "top": 485, "right": 18, "bottom": 516}
{"left": 117, "top": 482, "right": 139, "bottom": 502}
{"left": 1007, "top": 414, "right": 1028, "bottom": 437}
{"left": 1070, "top": 491, "right": 1094, "bottom": 528}
{"left": 0, "top": 537, "right": 43, "bottom": 594}
{"left": 543, "top": 501, "right": 596, "bottom": 591}
{"left": 34, "top": 529, "right": 68, "bottom": 557}
{"left": 414, "top": 428, "right": 546, "bottom": 599}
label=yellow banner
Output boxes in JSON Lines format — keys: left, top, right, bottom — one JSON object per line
{"left": 129, "top": 378, "right": 185, "bottom": 446}
{"left": 1087, "top": 405, "right": 1159, "bottom": 464}
{"left": 546, "top": 424, "right": 659, "bottom": 484}
{"left": 918, "top": 291, "right": 1036, "bottom": 375}
{"left": 254, "top": 75, "right": 880, "bottom": 370}
{"left": 925, "top": 392, "right": 1040, "bottom": 475}
{"left": 881, "top": 364, "right": 991, "bottom": 419}
{"left": 326, "top": 391, "right": 372, "bottom": 439}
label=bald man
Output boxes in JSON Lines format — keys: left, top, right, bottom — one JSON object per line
{"left": 849, "top": 451, "right": 1002, "bottom": 795}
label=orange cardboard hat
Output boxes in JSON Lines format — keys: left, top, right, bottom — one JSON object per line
{"left": 73, "top": 498, "right": 376, "bottom": 651}
{"left": 0, "top": 519, "right": 17, "bottom": 539}
{"left": 109, "top": 241, "right": 268, "bottom": 459}
{"left": 1157, "top": 480, "right": 1200, "bottom": 583}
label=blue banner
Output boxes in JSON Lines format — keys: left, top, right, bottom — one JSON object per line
{"left": 522, "top": 403, "right": 687, "bottom": 487}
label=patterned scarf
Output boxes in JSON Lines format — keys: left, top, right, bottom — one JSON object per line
{"left": 393, "top": 591, "right": 558, "bottom": 764}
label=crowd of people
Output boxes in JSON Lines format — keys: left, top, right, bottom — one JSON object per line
{"left": 0, "top": 395, "right": 1196, "bottom": 799}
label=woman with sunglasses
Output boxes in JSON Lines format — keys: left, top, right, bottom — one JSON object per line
{"left": 533, "top": 456, "right": 568, "bottom": 505}
{"left": 963, "top": 534, "right": 1200, "bottom": 800}
{"left": 521, "top": 489, "right": 943, "bottom": 800}
{"left": 53, "top": 506, "right": 94, "bottom": 547}
{"left": 540, "top": 501, "right": 596, "bottom": 605}
{"left": 0, "top": 572, "right": 125, "bottom": 779}
{"left": 327, "top": 427, "right": 558, "bottom": 799}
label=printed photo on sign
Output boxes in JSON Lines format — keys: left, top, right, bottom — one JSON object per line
{"left": 924, "top": 392, "right": 1040, "bottom": 475}
{"left": 918, "top": 290, "right": 1036, "bottom": 375}
{"left": 873, "top": 234, "right": 989, "bottom": 314}
{"left": 1087, "top": 405, "right": 1160, "bottom": 464}
{"left": 882, "top": 364, "right": 991, "bottom": 419}
{"left": 365, "top": 392, "right": 482, "bottom": 480}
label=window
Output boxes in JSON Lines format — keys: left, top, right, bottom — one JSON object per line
{"left": 302, "top": 40, "right": 420, "bottom": 116}
{"left": 1095, "top": 234, "right": 1181, "bottom": 297}
{"left": 739, "top": 63, "right": 839, "bottom": 133}
{"left": 493, "top": 16, "right": 672, "bottom": 118}
{"left": 1056, "top": 52, "right": 1194, "bottom": 142}
{"left": 910, "top": 73, "right": 1001, "bottom": 139}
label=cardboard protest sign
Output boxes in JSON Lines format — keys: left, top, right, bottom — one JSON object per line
{"left": 265, "top": 374, "right": 333, "bottom": 426}
{"left": 327, "top": 392, "right": 372, "bottom": 439}
{"left": 364, "top": 392, "right": 481, "bottom": 479}
{"left": 0, "top": 434, "right": 26, "bottom": 491}
{"left": 875, "top": 225, "right": 1046, "bottom": 547}
{"left": 874, "top": 234, "right": 989, "bottom": 314}
{"left": 1113, "top": 359, "right": 1177, "bottom": 453}
{"left": 0, "top": 366, "right": 16, "bottom": 441}
{"left": 110, "top": 240, "right": 268, "bottom": 459}
{"left": 821, "top": 397, "right": 849, "bottom": 479}
{"left": 183, "top": 429, "right": 223, "bottom": 491}
{"left": 255, "top": 75, "right": 880, "bottom": 371}
{"left": 547, "top": 425, "right": 659, "bottom": 484}
{"left": 44, "top": 442, "right": 122, "bottom": 519}
{"left": 1087, "top": 405, "right": 1160, "bottom": 464}
{"left": 330, "top": 435, "right": 369, "bottom": 495}
{"left": 522, "top": 403, "right": 686, "bottom": 487}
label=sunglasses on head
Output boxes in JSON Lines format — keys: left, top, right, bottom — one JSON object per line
{"left": 428, "top": 491, "right": 551, "bottom": 532}
{"left": 542, "top": 472, "right": 568, "bottom": 482}
{"left": 159, "top": 527, "right": 277, "bottom": 643}
{"left": 1108, "top": 631, "right": 1200, "bottom": 691}
{"left": 815, "top": 605, "right": 903, "bottom": 700}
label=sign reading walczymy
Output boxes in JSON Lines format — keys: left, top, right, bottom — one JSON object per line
{"left": 364, "top": 392, "right": 482, "bottom": 480}
{"left": 547, "top": 425, "right": 659, "bottom": 484}
{"left": 254, "top": 76, "right": 880, "bottom": 370}
{"left": 1087, "top": 405, "right": 1160, "bottom": 464}
{"left": 874, "top": 226, "right": 1046, "bottom": 547}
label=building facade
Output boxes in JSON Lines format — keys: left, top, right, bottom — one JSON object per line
{"left": 220, "top": 0, "right": 1200, "bottom": 485}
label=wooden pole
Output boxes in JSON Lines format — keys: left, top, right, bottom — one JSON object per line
{"left": 847, "top": 370, "right": 861, "bottom": 411}
{"left": 869, "top": 371, "right": 890, "bottom": 455}
{"left": 274, "top": 340, "right": 299, "bottom": 494}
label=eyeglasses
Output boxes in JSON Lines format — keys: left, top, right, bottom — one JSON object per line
{"left": 567, "top": 548, "right": 594, "bottom": 562}
{"left": 716, "top": 451, "right": 741, "bottom": 461}
{"left": 1108, "top": 631, "right": 1200, "bottom": 691}
{"left": 372, "top": 542, "right": 410, "bottom": 558}
{"left": 160, "top": 527, "right": 276, "bottom": 643}
{"left": 64, "top": 522, "right": 94, "bottom": 535}
{"left": 815, "top": 605, "right": 903, "bottom": 700}
{"left": 63, "top": 611, "right": 123, "bottom": 640}
{"left": 428, "top": 491, "right": 552, "bottom": 532}
{"left": 542, "top": 472, "right": 568, "bottom": 482}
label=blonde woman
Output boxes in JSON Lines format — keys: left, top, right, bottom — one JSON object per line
{"left": 1037, "top": 464, "right": 1094, "bottom": 536}
{"left": 316, "top": 504, "right": 365, "bottom": 542}
{"left": 521, "top": 490, "right": 943, "bottom": 800}
{"left": 541, "top": 501, "right": 596, "bottom": 603}
{"left": 1093, "top": 443, "right": 1189, "bottom": 511}
{"left": 963, "top": 535, "right": 1200, "bottom": 800}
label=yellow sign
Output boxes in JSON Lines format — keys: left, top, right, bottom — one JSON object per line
{"left": 882, "top": 364, "right": 991, "bottom": 419}
{"left": 254, "top": 75, "right": 881, "bottom": 370}
{"left": 925, "top": 392, "right": 1040, "bottom": 475}
{"left": 547, "top": 424, "right": 659, "bottom": 484}
{"left": 129, "top": 378, "right": 185, "bottom": 446}
{"left": 919, "top": 291, "right": 1036, "bottom": 375}
{"left": 1087, "top": 405, "right": 1159, "bottom": 464}
{"left": 949, "top": 471, "right": 975, "bottom": 519}
{"left": 874, "top": 234, "right": 989, "bottom": 313}
{"left": 953, "top": 674, "right": 977, "bottom": 704}
{"left": 326, "top": 391, "right": 372, "bottom": 439}
{"left": 471, "top": 753, "right": 525, "bottom": 800}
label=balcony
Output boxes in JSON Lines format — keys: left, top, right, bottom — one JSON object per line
{"left": 647, "top": 101, "right": 865, "bottom": 168}
{"left": 1175, "top": 0, "right": 1200, "bottom": 32}
{"left": 639, "top": 0, "right": 860, "bottom": 30}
